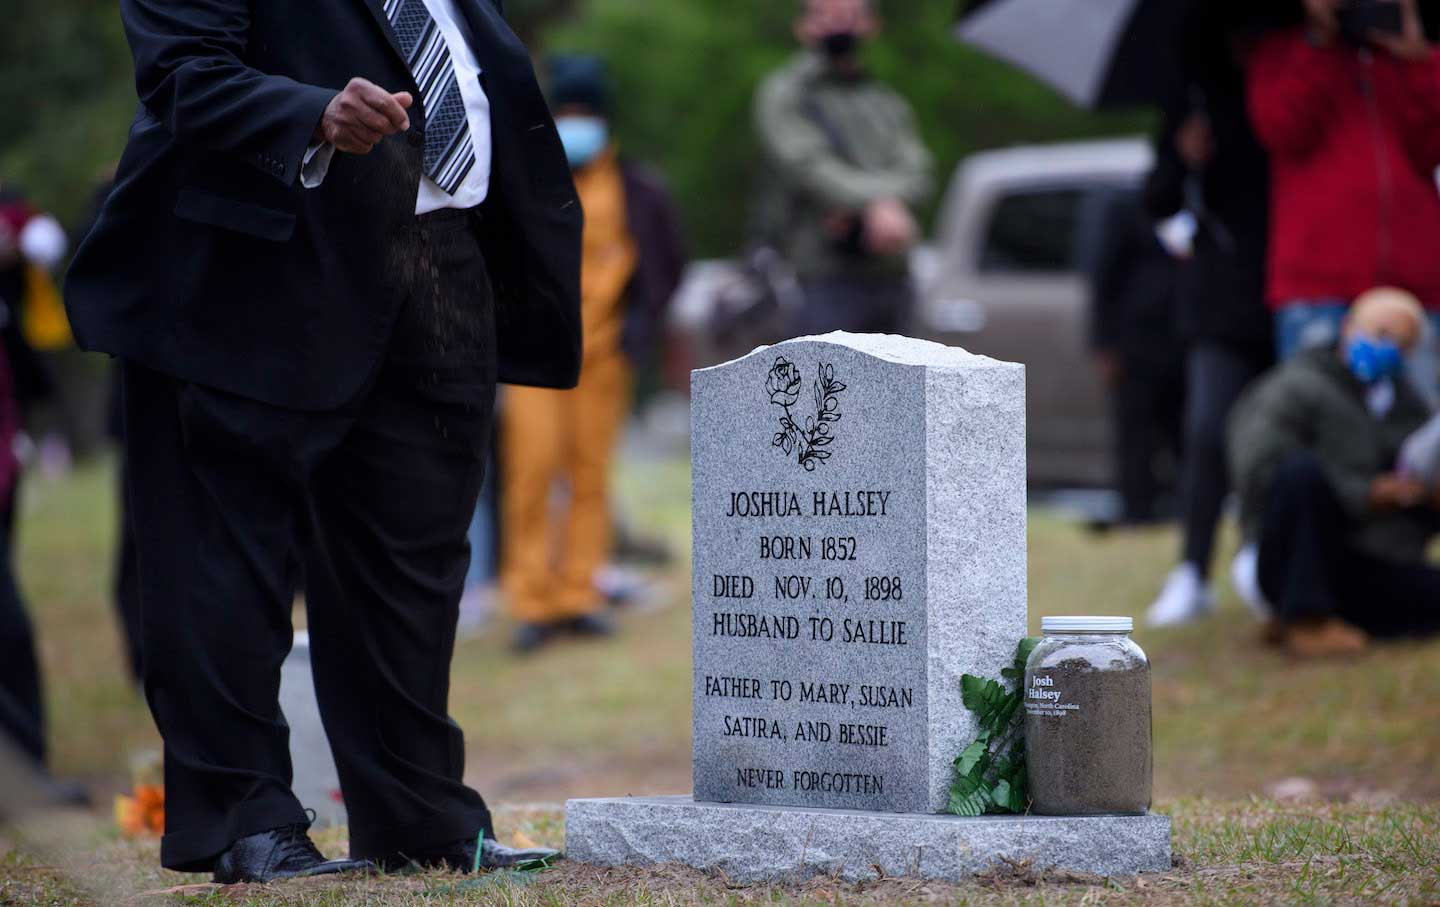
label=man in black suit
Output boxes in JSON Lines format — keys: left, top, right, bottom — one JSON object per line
{"left": 66, "top": 0, "right": 580, "bottom": 884}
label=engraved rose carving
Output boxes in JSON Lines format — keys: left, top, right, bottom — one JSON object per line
{"left": 765, "top": 357, "right": 803, "bottom": 408}
{"left": 767, "top": 358, "right": 846, "bottom": 470}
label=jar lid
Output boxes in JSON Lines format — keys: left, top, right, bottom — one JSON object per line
{"left": 1042, "top": 616, "right": 1133, "bottom": 633}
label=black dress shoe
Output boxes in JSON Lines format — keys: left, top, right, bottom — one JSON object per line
{"left": 381, "top": 836, "right": 560, "bottom": 873}
{"left": 212, "top": 824, "right": 374, "bottom": 884}
{"left": 565, "top": 613, "right": 613, "bottom": 637}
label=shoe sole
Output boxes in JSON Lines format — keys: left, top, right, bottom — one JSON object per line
{"left": 228, "top": 862, "right": 375, "bottom": 884}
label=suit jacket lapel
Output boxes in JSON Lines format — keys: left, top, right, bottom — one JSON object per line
{"left": 359, "top": 0, "right": 409, "bottom": 69}
{"left": 453, "top": 0, "right": 530, "bottom": 80}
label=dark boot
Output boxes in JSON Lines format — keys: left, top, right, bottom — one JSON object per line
{"left": 565, "top": 613, "right": 614, "bottom": 638}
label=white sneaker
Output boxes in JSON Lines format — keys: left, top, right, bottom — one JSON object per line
{"left": 1229, "top": 544, "right": 1272, "bottom": 620}
{"left": 1145, "top": 564, "right": 1215, "bottom": 628}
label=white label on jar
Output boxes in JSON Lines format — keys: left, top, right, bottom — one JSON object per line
{"left": 1024, "top": 674, "right": 1080, "bottom": 718}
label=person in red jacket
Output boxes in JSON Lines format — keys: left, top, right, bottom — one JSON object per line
{"left": 1248, "top": 0, "right": 1440, "bottom": 405}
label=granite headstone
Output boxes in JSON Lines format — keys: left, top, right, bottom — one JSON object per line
{"left": 690, "top": 333, "right": 1026, "bottom": 813}
{"left": 566, "top": 333, "right": 1171, "bottom": 880}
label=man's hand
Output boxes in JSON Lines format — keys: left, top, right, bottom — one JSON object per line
{"left": 316, "top": 78, "right": 413, "bottom": 154}
{"left": 1369, "top": 472, "right": 1429, "bottom": 510}
{"left": 1304, "top": 0, "right": 1342, "bottom": 44}
{"left": 862, "top": 198, "right": 918, "bottom": 258}
{"left": 1371, "top": 0, "right": 1433, "bottom": 60}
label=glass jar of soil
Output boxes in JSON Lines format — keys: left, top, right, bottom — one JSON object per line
{"left": 1024, "top": 616, "right": 1151, "bottom": 815}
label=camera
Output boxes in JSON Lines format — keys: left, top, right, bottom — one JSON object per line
{"left": 1337, "top": 0, "right": 1404, "bottom": 45}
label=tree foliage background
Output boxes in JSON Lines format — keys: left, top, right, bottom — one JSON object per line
{"left": 1, "top": 0, "right": 1147, "bottom": 257}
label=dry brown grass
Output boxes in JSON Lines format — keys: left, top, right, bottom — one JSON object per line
{"left": 4, "top": 799, "right": 1439, "bottom": 906}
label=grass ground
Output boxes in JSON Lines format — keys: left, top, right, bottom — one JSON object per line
{"left": 4, "top": 454, "right": 1440, "bottom": 905}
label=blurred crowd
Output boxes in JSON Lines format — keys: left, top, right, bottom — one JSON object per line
{"left": 3, "top": 0, "right": 1440, "bottom": 799}
{"left": 474, "top": 0, "right": 929, "bottom": 657}
{"left": 1092, "top": 0, "right": 1440, "bottom": 656}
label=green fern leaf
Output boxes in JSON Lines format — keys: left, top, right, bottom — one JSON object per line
{"left": 949, "top": 637, "right": 1042, "bottom": 816}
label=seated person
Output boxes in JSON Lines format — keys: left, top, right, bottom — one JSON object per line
{"left": 1229, "top": 287, "right": 1440, "bottom": 657}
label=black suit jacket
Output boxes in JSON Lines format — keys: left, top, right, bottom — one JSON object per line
{"left": 65, "top": 0, "right": 581, "bottom": 410}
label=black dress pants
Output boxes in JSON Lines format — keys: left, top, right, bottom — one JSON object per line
{"left": 108, "top": 369, "right": 144, "bottom": 683}
{"left": 1257, "top": 453, "right": 1440, "bottom": 638}
{"left": 114, "top": 461, "right": 144, "bottom": 682}
{"left": 1112, "top": 361, "right": 1184, "bottom": 523}
{"left": 124, "top": 209, "right": 497, "bottom": 872}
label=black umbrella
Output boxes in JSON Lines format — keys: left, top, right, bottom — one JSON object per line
{"left": 954, "top": 0, "right": 1301, "bottom": 110}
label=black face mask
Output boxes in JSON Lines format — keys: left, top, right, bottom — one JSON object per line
{"left": 821, "top": 30, "right": 860, "bottom": 58}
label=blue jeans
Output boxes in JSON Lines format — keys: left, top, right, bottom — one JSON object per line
{"left": 1276, "top": 301, "right": 1440, "bottom": 410}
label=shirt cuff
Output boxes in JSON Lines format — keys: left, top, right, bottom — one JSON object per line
{"left": 301, "top": 142, "right": 336, "bottom": 189}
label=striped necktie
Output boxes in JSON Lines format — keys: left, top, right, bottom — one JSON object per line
{"left": 384, "top": 0, "right": 476, "bottom": 195}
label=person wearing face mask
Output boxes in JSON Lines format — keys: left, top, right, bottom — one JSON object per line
{"left": 498, "top": 55, "right": 688, "bottom": 653}
{"left": 1228, "top": 287, "right": 1440, "bottom": 657}
{"left": 1248, "top": 0, "right": 1440, "bottom": 406}
{"left": 753, "top": 0, "right": 933, "bottom": 336}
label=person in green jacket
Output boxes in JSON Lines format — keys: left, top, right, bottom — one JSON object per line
{"left": 753, "top": 0, "right": 933, "bottom": 336}
{"left": 1229, "top": 288, "right": 1440, "bottom": 658}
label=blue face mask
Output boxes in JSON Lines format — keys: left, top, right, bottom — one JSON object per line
{"left": 555, "top": 116, "right": 608, "bottom": 169}
{"left": 1345, "top": 334, "right": 1406, "bottom": 384}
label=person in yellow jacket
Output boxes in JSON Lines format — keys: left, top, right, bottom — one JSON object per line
{"left": 501, "top": 57, "right": 687, "bottom": 652}
{"left": 0, "top": 181, "right": 69, "bottom": 411}
{"left": 0, "top": 179, "right": 88, "bottom": 805}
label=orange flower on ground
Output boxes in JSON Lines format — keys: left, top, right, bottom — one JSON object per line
{"left": 115, "top": 783, "right": 165, "bottom": 838}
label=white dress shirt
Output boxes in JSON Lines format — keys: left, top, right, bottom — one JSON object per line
{"left": 302, "top": 0, "right": 493, "bottom": 214}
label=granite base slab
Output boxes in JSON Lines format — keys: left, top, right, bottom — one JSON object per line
{"left": 565, "top": 796, "right": 1171, "bottom": 883}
